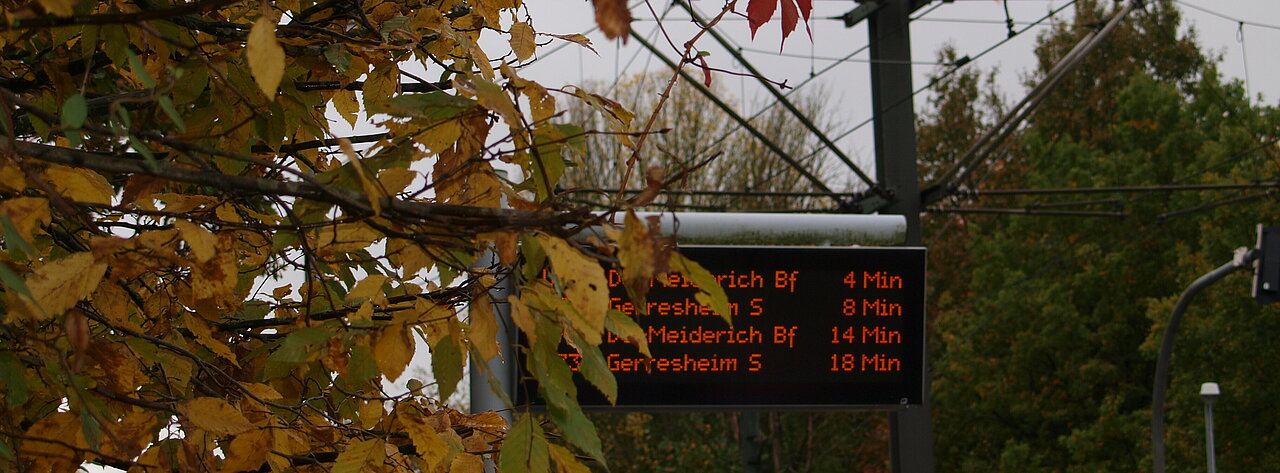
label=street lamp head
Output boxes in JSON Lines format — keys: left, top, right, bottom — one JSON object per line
{"left": 1200, "top": 382, "right": 1221, "bottom": 402}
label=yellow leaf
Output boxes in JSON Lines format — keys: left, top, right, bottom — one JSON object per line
{"left": 373, "top": 321, "right": 414, "bottom": 381}
{"left": 184, "top": 316, "right": 239, "bottom": 366}
{"left": 509, "top": 21, "right": 536, "bottom": 62}
{"left": 0, "top": 197, "right": 50, "bottom": 243}
{"left": 468, "top": 292, "right": 499, "bottom": 362}
{"left": 0, "top": 160, "right": 25, "bottom": 192}
{"left": 339, "top": 138, "right": 383, "bottom": 215}
{"left": 10, "top": 251, "right": 107, "bottom": 321}
{"left": 240, "top": 382, "right": 284, "bottom": 400}
{"left": 268, "top": 427, "right": 306, "bottom": 473}
{"left": 42, "top": 164, "right": 113, "bottom": 204}
{"left": 535, "top": 234, "right": 608, "bottom": 344}
{"left": 20, "top": 412, "right": 85, "bottom": 473}
{"left": 358, "top": 400, "right": 384, "bottom": 430}
{"left": 388, "top": 238, "right": 434, "bottom": 277}
{"left": 614, "top": 210, "right": 659, "bottom": 300}
{"left": 346, "top": 274, "right": 389, "bottom": 303}
{"left": 410, "top": 118, "right": 461, "bottom": 154}
{"left": 450, "top": 454, "right": 486, "bottom": 473}
{"left": 333, "top": 438, "right": 386, "bottom": 473}
{"left": 173, "top": 219, "right": 217, "bottom": 263}
{"left": 334, "top": 88, "right": 361, "bottom": 127}
{"left": 96, "top": 410, "right": 161, "bottom": 463}
{"left": 314, "top": 222, "right": 382, "bottom": 255}
{"left": 247, "top": 15, "right": 286, "bottom": 100}
{"left": 545, "top": 33, "right": 596, "bottom": 54}
{"left": 400, "top": 412, "right": 452, "bottom": 467}
{"left": 549, "top": 443, "right": 591, "bottom": 473}
{"left": 363, "top": 62, "right": 400, "bottom": 113}
{"left": 508, "top": 295, "right": 538, "bottom": 347}
{"left": 219, "top": 429, "right": 271, "bottom": 473}
{"left": 377, "top": 168, "right": 417, "bottom": 195}
{"left": 36, "top": 0, "right": 75, "bottom": 16}
{"left": 178, "top": 397, "right": 256, "bottom": 436}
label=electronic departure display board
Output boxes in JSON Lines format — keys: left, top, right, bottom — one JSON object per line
{"left": 519, "top": 246, "right": 926, "bottom": 409}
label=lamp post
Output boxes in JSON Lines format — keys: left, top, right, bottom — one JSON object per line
{"left": 1200, "top": 382, "right": 1220, "bottom": 473}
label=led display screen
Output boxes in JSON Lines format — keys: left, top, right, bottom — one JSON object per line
{"left": 518, "top": 246, "right": 926, "bottom": 409}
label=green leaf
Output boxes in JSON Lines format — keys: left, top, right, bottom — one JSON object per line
{"left": 346, "top": 344, "right": 378, "bottom": 381}
{"left": 431, "top": 335, "right": 464, "bottom": 402}
{"left": 567, "top": 331, "right": 617, "bottom": 404}
{"left": 499, "top": 414, "right": 550, "bottom": 473}
{"left": 0, "top": 260, "right": 33, "bottom": 301}
{"left": 543, "top": 386, "right": 604, "bottom": 465}
{"left": 267, "top": 326, "right": 333, "bottom": 365}
{"left": 605, "top": 309, "right": 650, "bottom": 357}
{"left": 126, "top": 50, "right": 156, "bottom": 88}
{"left": 323, "top": 44, "right": 351, "bottom": 74}
{"left": 380, "top": 91, "right": 477, "bottom": 120}
{"left": 0, "top": 436, "right": 13, "bottom": 461}
{"left": 670, "top": 252, "right": 733, "bottom": 327}
{"left": 158, "top": 96, "right": 186, "bottom": 131}
{"left": 128, "top": 135, "right": 159, "bottom": 171}
{"left": 60, "top": 93, "right": 88, "bottom": 130}
{"left": 79, "top": 407, "right": 102, "bottom": 449}
{"left": 0, "top": 215, "right": 36, "bottom": 260}
{"left": 0, "top": 352, "right": 29, "bottom": 407}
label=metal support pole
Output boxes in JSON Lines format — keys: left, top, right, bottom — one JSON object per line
{"left": 1151, "top": 249, "right": 1255, "bottom": 473}
{"left": 868, "top": 2, "right": 932, "bottom": 472}
{"left": 740, "top": 411, "right": 766, "bottom": 473}
{"left": 1202, "top": 387, "right": 1218, "bottom": 473}
{"left": 469, "top": 250, "right": 515, "bottom": 425}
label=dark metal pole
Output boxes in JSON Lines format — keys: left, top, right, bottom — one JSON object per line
{"left": 1151, "top": 249, "right": 1255, "bottom": 473}
{"left": 867, "top": 2, "right": 932, "bottom": 472}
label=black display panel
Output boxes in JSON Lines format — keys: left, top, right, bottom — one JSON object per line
{"left": 517, "top": 246, "right": 926, "bottom": 409}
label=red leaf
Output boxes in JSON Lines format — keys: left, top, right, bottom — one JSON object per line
{"left": 699, "top": 56, "right": 713, "bottom": 86}
{"left": 795, "top": 0, "right": 813, "bottom": 38}
{"left": 746, "top": 0, "right": 777, "bottom": 38}
{"left": 779, "top": 0, "right": 798, "bottom": 46}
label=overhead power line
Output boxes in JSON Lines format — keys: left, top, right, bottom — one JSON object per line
{"left": 921, "top": 0, "right": 1137, "bottom": 205}
{"left": 1176, "top": 1, "right": 1280, "bottom": 31}
{"left": 678, "top": 0, "right": 878, "bottom": 189}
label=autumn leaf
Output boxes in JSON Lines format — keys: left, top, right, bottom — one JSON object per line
{"left": 509, "top": 21, "right": 537, "bottom": 61}
{"left": 10, "top": 252, "right": 107, "bottom": 321}
{"left": 401, "top": 412, "right": 453, "bottom": 469}
{"left": 247, "top": 15, "right": 286, "bottom": 100}
{"left": 332, "top": 438, "right": 386, "bottom": 473}
{"left": 0, "top": 197, "right": 51, "bottom": 245}
{"left": 590, "top": 0, "right": 631, "bottom": 42}
{"left": 41, "top": 165, "right": 113, "bottom": 205}
{"left": 218, "top": 429, "right": 271, "bottom": 473}
{"left": 745, "top": 0, "right": 813, "bottom": 45}
{"left": 535, "top": 234, "right": 609, "bottom": 344}
{"left": 173, "top": 219, "right": 217, "bottom": 263}
{"left": 178, "top": 397, "right": 256, "bottom": 436}
{"left": 669, "top": 251, "right": 733, "bottom": 327}
{"left": 373, "top": 321, "right": 414, "bottom": 381}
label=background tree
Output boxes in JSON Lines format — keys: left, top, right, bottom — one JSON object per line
{"left": 558, "top": 72, "right": 843, "bottom": 212}
{"left": 925, "top": 1, "right": 1280, "bottom": 472}
{"left": 0, "top": 0, "right": 747, "bottom": 471}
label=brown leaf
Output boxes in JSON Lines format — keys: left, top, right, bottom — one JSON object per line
{"left": 627, "top": 166, "right": 664, "bottom": 207}
{"left": 120, "top": 174, "right": 167, "bottom": 206}
{"left": 590, "top": 0, "right": 631, "bottom": 42}
{"left": 218, "top": 429, "right": 271, "bottom": 473}
{"left": 65, "top": 308, "right": 90, "bottom": 370}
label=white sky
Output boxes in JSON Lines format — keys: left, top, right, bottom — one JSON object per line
{"left": 514, "top": 0, "right": 1280, "bottom": 191}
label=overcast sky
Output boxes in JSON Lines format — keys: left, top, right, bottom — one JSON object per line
{"left": 514, "top": 0, "right": 1280, "bottom": 191}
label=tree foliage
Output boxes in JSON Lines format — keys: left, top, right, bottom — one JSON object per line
{"left": 926, "top": 1, "right": 1280, "bottom": 472}
{"left": 0, "top": 0, "right": 741, "bottom": 471}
